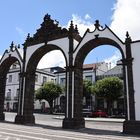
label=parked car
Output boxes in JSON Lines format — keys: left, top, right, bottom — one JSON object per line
{"left": 92, "top": 110, "right": 107, "bottom": 117}
{"left": 82, "top": 108, "right": 93, "bottom": 117}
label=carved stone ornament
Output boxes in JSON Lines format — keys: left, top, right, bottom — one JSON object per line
{"left": 24, "top": 14, "right": 69, "bottom": 46}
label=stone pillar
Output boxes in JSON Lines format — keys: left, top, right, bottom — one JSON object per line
{"left": 24, "top": 72, "right": 35, "bottom": 124}
{"left": 0, "top": 76, "right": 5, "bottom": 121}
{"left": 123, "top": 32, "right": 140, "bottom": 135}
{"left": 63, "top": 66, "right": 85, "bottom": 129}
{"left": 15, "top": 71, "right": 35, "bottom": 124}
{"left": 15, "top": 42, "right": 35, "bottom": 124}
{"left": 15, "top": 43, "right": 26, "bottom": 124}
{"left": 63, "top": 21, "right": 85, "bottom": 129}
{"left": 15, "top": 72, "right": 25, "bottom": 124}
{"left": 122, "top": 63, "right": 127, "bottom": 120}
{"left": 124, "top": 33, "right": 135, "bottom": 120}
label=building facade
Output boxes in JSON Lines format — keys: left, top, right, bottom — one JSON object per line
{"left": 5, "top": 61, "right": 125, "bottom": 115}
{"left": 5, "top": 62, "right": 57, "bottom": 111}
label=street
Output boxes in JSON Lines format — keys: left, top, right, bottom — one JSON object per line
{"left": 0, "top": 112, "right": 139, "bottom": 140}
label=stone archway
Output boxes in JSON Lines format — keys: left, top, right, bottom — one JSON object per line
{"left": 64, "top": 32, "right": 135, "bottom": 131}
{"left": 15, "top": 14, "right": 79, "bottom": 124}
{"left": 0, "top": 14, "right": 139, "bottom": 135}
{"left": 15, "top": 44, "right": 68, "bottom": 124}
{"left": 63, "top": 37, "right": 127, "bottom": 129}
{"left": 62, "top": 20, "right": 135, "bottom": 129}
{"left": 0, "top": 56, "right": 22, "bottom": 121}
{"left": 75, "top": 38, "right": 125, "bottom": 119}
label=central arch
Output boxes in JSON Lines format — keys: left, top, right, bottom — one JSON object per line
{"left": 16, "top": 44, "right": 67, "bottom": 123}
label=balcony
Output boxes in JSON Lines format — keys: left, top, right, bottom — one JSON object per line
{"left": 5, "top": 96, "right": 11, "bottom": 101}
{"left": 14, "top": 96, "right": 18, "bottom": 101}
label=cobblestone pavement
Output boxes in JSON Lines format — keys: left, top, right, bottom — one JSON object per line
{"left": 0, "top": 122, "right": 140, "bottom": 140}
{"left": 0, "top": 112, "right": 139, "bottom": 140}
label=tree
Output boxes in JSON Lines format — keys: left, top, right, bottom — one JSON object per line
{"left": 83, "top": 80, "right": 94, "bottom": 107}
{"left": 92, "top": 77, "right": 123, "bottom": 116}
{"left": 83, "top": 80, "right": 93, "bottom": 97}
{"left": 35, "top": 82, "right": 62, "bottom": 114}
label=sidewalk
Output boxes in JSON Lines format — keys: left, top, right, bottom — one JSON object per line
{"left": 85, "top": 117, "right": 125, "bottom": 122}
{"left": 53, "top": 115, "right": 125, "bottom": 123}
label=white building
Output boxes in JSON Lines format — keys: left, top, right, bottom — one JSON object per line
{"left": 5, "top": 61, "right": 109, "bottom": 112}
{"left": 5, "top": 62, "right": 58, "bottom": 111}
{"left": 54, "top": 62, "right": 108, "bottom": 112}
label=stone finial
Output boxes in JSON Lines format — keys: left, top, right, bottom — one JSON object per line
{"left": 75, "top": 25, "right": 79, "bottom": 34}
{"left": 94, "top": 20, "right": 103, "bottom": 30}
{"left": 44, "top": 14, "right": 51, "bottom": 21}
{"left": 27, "top": 33, "right": 30, "bottom": 40}
{"left": 10, "top": 41, "right": 14, "bottom": 51}
{"left": 17, "top": 44, "right": 20, "bottom": 49}
{"left": 125, "top": 31, "right": 132, "bottom": 43}
{"left": 10, "top": 41, "right": 14, "bottom": 46}
{"left": 94, "top": 20, "right": 100, "bottom": 29}
{"left": 54, "top": 20, "right": 59, "bottom": 26}
{"left": 23, "top": 33, "right": 31, "bottom": 46}
{"left": 126, "top": 31, "right": 130, "bottom": 38}
{"left": 87, "top": 28, "right": 90, "bottom": 32}
{"left": 69, "top": 20, "right": 74, "bottom": 31}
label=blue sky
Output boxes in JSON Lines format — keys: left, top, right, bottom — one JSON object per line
{"left": 0, "top": 0, "right": 139, "bottom": 68}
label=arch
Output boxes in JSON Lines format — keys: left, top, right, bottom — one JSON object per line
{"left": 0, "top": 56, "right": 21, "bottom": 120}
{"left": 71, "top": 37, "right": 126, "bottom": 128}
{"left": 22, "top": 44, "right": 67, "bottom": 123}
{"left": 74, "top": 37, "right": 125, "bottom": 67}
{"left": 26, "top": 44, "right": 68, "bottom": 72}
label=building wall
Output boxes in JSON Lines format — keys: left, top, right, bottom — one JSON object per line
{"left": 131, "top": 42, "right": 140, "bottom": 121}
{"left": 5, "top": 66, "right": 20, "bottom": 111}
{"left": 96, "top": 62, "right": 108, "bottom": 76}
{"left": 5, "top": 64, "right": 56, "bottom": 111}
{"left": 83, "top": 70, "right": 95, "bottom": 83}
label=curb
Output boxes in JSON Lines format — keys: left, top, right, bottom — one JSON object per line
{"left": 53, "top": 116, "right": 125, "bottom": 123}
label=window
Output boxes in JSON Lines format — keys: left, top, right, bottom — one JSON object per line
{"left": 85, "top": 75, "right": 92, "bottom": 82}
{"left": 17, "top": 73, "right": 20, "bottom": 81}
{"left": 12, "top": 64, "right": 16, "bottom": 69}
{"left": 35, "top": 74, "right": 38, "bottom": 82}
{"left": 60, "top": 78, "right": 66, "bottom": 86}
{"left": 7, "top": 89, "right": 11, "bottom": 100}
{"left": 43, "top": 76, "right": 47, "bottom": 84}
{"left": 8, "top": 75, "right": 12, "bottom": 83}
{"left": 51, "top": 78, "right": 54, "bottom": 82}
{"left": 16, "top": 89, "right": 19, "bottom": 97}
{"left": 14, "top": 89, "right": 19, "bottom": 100}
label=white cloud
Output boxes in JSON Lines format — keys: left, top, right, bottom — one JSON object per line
{"left": 104, "top": 0, "right": 140, "bottom": 66}
{"left": 110, "top": 0, "right": 140, "bottom": 41}
{"left": 16, "top": 27, "right": 27, "bottom": 41}
{"left": 37, "top": 50, "right": 66, "bottom": 69}
{"left": 104, "top": 51, "right": 121, "bottom": 68}
{"left": 65, "top": 14, "right": 95, "bottom": 36}
{"left": 85, "top": 14, "right": 91, "bottom": 20}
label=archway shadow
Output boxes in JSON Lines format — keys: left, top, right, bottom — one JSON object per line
{"left": 32, "top": 123, "right": 137, "bottom": 138}
{"left": 1, "top": 121, "right": 139, "bottom": 139}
